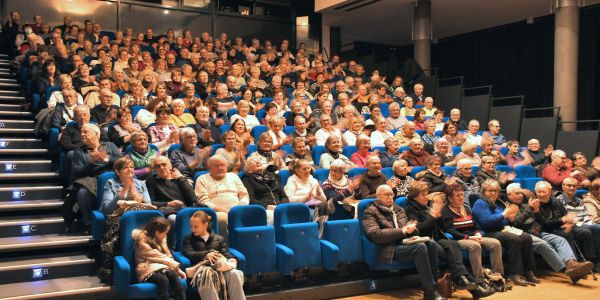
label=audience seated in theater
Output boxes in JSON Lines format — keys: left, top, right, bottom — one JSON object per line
{"left": 315, "top": 114, "right": 341, "bottom": 146}
{"left": 168, "top": 98, "right": 196, "bottom": 127}
{"left": 195, "top": 156, "right": 249, "bottom": 238}
{"left": 149, "top": 105, "right": 179, "bottom": 152}
{"left": 320, "top": 135, "right": 355, "bottom": 170}
{"left": 284, "top": 158, "right": 325, "bottom": 208}
{"left": 583, "top": 178, "right": 600, "bottom": 224}
{"left": 442, "top": 122, "right": 465, "bottom": 147}
{"left": 422, "top": 97, "right": 437, "bottom": 117}
{"left": 290, "top": 116, "right": 316, "bottom": 148}
{"left": 433, "top": 110, "right": 445, "bottom": 132}
{"left": 408, "top": 83, "right": 426, "bottom": 105}
{"left": 433, "top": 138, "right": 455, "bottom": 166}
{"left": 448, "top": 108, "right": 468, "bottom": 131}
{"left": 134, "top": 97, "right": 161, "bottom": 129}
{"left": 413, "top": 109, "right": 426, "bottom": 131}
{"left": 416, "top": 155, "right": 455, "bottom": 193}
{"left": 505, "top": 140, "right": 531, "bottom": 168}
{"left": 48, "top": 74, "right": 83, "bottom": 108}
{"left": 485, "top": 119, "right": 507, "bottom": 148}
{"left": 170, "top": 128, "right": 209, "bottom": 181}
{"left": 385, "top": 101, "right": 407, "bottom": 130}
{"left": 215, "top": 131, "right": 246, "bottom": 173}
{"left": 285, "top": 137, "right": 316, "bottom": 170}
{"left": 243, "top": 155, "right": 289, "bottom": 224}
{"left": 476, "top": 155, "right": 515, "bottom": 198}
{"left": 230, "top": 118, "right": 253, "bottom": 148}
{"left": 132, "top": 217, "right": 186, "bottom": 300}
{"left": 361, "top": 184, "right": 444, "bottom": 300}
{"left": 230, "top": 100, "right": 260, "bottom": 130}
{"left": 51, "top": 88, "right": 79, "bottom": 130}
{"left": 442, "top": 183, "right": 504, "bottom": 288}
{"left": 248, "top": 132, "right": 285, "bottom": 171}
{"left": 355, "top": 156, "right": 386, "bottom": 200}
{"left": 149, "top": 81, "right": 173, "bottom": 107}
{"left": 90, "top": 88, "right": 118, "bottom": 127}
{"left": 571, "top": 152, "right": 598, "bottom": 186}
{"left": 69, "top": 123, "right": 123, "bottom": 232}
{"left": 36, "top": 59, "right": 60, "bottom": 95}
{"left": 521, "top": 138, "right": 553, "bottom": 167}
{"left": 395, "top": 121, "right": 422, "bottom": 148}
{"left": 465, "top": 120, "right": 482, "bottom": 146}
{"left": 342, "top": 115, "right": 367, "bottom": 147}
{"left": 84, "top": 77, "right": 120, "bottom": 108}
{"left": 471, "top": 179, "right": 538, "bottom": 286}
{"left": 123, "top": 131, "right": 158, "bottom": 180}
{"left": 455, "top": 142, "right": 481, "bottom": 167}
{"left": 378, "top": 137, "right": 401, "bottom": 168}
{"left": 387, "top": 159, "right": 414, "bottom": 198}
{"left": 182, "top": 211, "right": 246, "bottom": 300}
{"left": 351, "top": 136, "right": 376, "bottom": 168}
{"left": 107, "top": 107, "right": 141, "bottom": 149}
{"left": 401, "top": 138, "right": 430, "bottom": 167}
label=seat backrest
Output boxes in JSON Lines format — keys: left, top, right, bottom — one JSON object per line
{"left": 194, "top": 171, "right": 209, "bottom": 182}
{"left": 313, "top": 168, "right": 330, "bottom": 183}
{"left": 410, "top": 166, "right": 426, "bottom": 177}
{"left": 45, "top": 86, "right": 60, "bottom": 102}
{"left": 416, "top": 130, "right": 426, "bottom": 137}
{"left": 342, "top": 145, "right": 358, "bottom": 158}
{"left": 452, "top": 146, "right": 462, "bottom": 156}
{"left": 119, "top": 210, "right": 164, "bottom": 282}
{"left": 381, "top": 167, "right": 394, "bottom": 179}
{"left": 379, "top": 103, "right": 389, "bottom": 117}
{"left": 227, "top": 108, "right": 238, "bottom": 118}
{"left": 357, "top": 199, "right": 376, "bottom": 227}
{"left": 323, "top": 219, "right": 363, "bottom": 262}
{"left": 283, "top": 126, "right": 295, "bottom": 136}
{"left": 273, "top": 203, "right": 311, "bottom": 240}
{"left": 280, "top": 144, "right": 293, "bottom": 156}
{"left": 515, "top": 165, "right": 536, "bottom": 178}
{"left": 227, "top": 205, "right": 268, "bottom": 236}
{"left": 395, "top": 197, "right": 409, "bottom": 207}
{"left": 97, "top": 172, "right": 116, "bottom": 209}
{"left": 371, "top": 146, "right": 386, "bottom": 153}
{"left": 312, "top": 145, "right": 327, "bottom": 166}
{"left": 210, "top": 144, "right": 224, "bottom": 155}
{"left": 347, "top": 168, "right": 367, "bottom": 178}
{"left": 175, "top": 207, "right": 218, "bottom": 251}
{"left": 278, "top": 169, "right": 291, "bottom": 188}
{"left": 441, "top": 166, "right": 457, "bottom": 176}
{"left": 219, "top": 124, "right": 231, "bottom": 135}
{"left": 131, "top": 105, "right": 145, "bottom": 120}
{"left": 246, "top": 144, "right": 257, "bottom": 157}
{"left": 251, "top": 125, "right": 268, "bottom": 141}
{"left": 495, "top": 165, "right": 513, "bottom": 173}
{"left": 167, "top": 144, "right": 182, "bottom": 157}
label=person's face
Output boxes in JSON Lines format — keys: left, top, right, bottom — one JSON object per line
{"left": 482, "top": 159, "right": 495, "bottom": 173}
{"left": 389, "top": 105, "right": 400, "bottom": 118}
{"left": 184, "top": 133, "right": 198, "bottom": 148}
{"left": 79, "top": 64, "right": 89, "bottom": 76}
{"left": 63, "top": 93, "right": 77, "bottom": 107}
{"left": 157, "top": 111, "right": 169, "bottom": 124}
{"left": 295, "top": 162, "right": 312, "bottom": 179}
{"left": 238, "top": 102, "right": 250, "bottom": 115}
{"left": 328, "top": 137, "right": 342, "bottom": 152}
{"left": 536, "top": 186, "right": 551, "bottom": 203}
{"left": 377, "top": 189, "right": 395, "bottom": 207}
{"left": 553, "top": 153, "right": 566, "bottom": 168}
{"left": 259, "top": 137, "right": 273, "bottom": 151}
{"left": 562, "top": 180, "right": 577, "bottom": 196}
{"left": 295, "top": 118, "right": 307, "bottom": 131}
{"left": 173, "top": 102, "right": 185, "bottom": 116}
{"left": 403, "top": 124, "right": 416, "bottom": 136}
{"left": 153, "top": 158, "right": 171, "bottom": 178}
{"left": 359, "top": 139, "right": 371, "bottom": 151}
{"left": 367, "top": 158, "right": 382, "bottom": 172}
{"left": 320, "top": 116, "right": 332, "bottom": 129}
{"left": 469, "top": 123, "right": 479, "bottom": 134}
{"left": 481, "top": 141, "right": 493, "bottom": 153}
{"left": 371, "top": 107, "right": 381, "bottom": 118}
{"left": 449, "top": 189, "right": 464, "bottom": 207}
{"left": 409, "top": 141, "right": 423, "bottom": 153}
{"left": 293, "top": 141, "right": 306, "bottom": 156}
{"left": 414, "top": 189, "right": 428, "bottom": 206}
{"left": 233, "top": 121, "right": 246, "bottom": 133}
{"left": 330, "top": 167, "right": 344, "bottom": 181}
{"left": 447, "top": 124, "right": 456, "bottom": 134}
{"left": 509, "top": 143, "right": 520, "bottom": 154}
{"left": 405, "top": 99, "right": 413, "bottom": 108}
{"left": 484, "top": 185, "right": 500, "bottom": 201}
{"left": 210, "top": 160, "right": 228, "bottom": 180}
{"left": 270, "top": 120, "right": 283, "bottom": 133}
{"left": 489, "top": 122, "right": 500, "bottom": 134}
{"left": 80, "top": 127, "right": 98, "bottom": 145}
{"left": 574, "top": 154, "right": 587, "bottom": 167}
{"left": 75, "top": 109, "right": 90, "bottom": 124}
{"left": 450, "top": 111, "right": 460, "bottom": 121}
{"left": 100, "top": 93, "right": 113, "bottom": 107}
{"left": 190, "top": 217, "right": 209, "bottom": 236}
{"left": 376, "top": 119, "right": 386, "bottom": 131}
{"left": 425, "top": 122, "right": 436, "bottom": 134}
{"left": 116, "top": 163, "right": 135, "bottom": 180}
{"left": 528, "top": 140, "right": 541, "bottom": 152}
{"left": 133, "top": 134, "right": 148, "bottom": 151}
{"left": 47, "top": 63, "right": 56, "bottom": 74}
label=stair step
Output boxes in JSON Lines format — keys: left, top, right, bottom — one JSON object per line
{"left": 0, "top": 172, "right": 60, "bottom": 180}
{"left": 0, "top": 149, "right": 48, "bottom": 155}
{"left": 0, "top": 200, "right": 63, "bottom": 211}
{"left": 0, "top": 95, "right": 26, "bottom": 101}
{"left": 0, "top": 186, "right": 63, "bottom": 202}
{"left": 0, "top": 160, "right": 51, "bottom": 173}
{"left": 0, "top": 82, "right": 19, "bottom": 89}
{"left": 0, "top": 119, "right": 34, "bottom": 129}
{"left": 0, "top": 111, "right": 32, "bottom": 117}
{"left": 0, "top": 254, "right": 95, "bottom": 285}
{"left": 0, "top": 78, "right": 17, "bottom": 83}
{"left": 0, "top": 128, "right": 34, "bottom": 135}
{"left": 0, "top": 138, "right": 45, "bottom": 148}
{"left": 0, "top": 89, "right": 19, "bottom": 94}
{"left": 0, "top": 104, "right": 21, "bottom": 112}
{"left": 0, "top": 215, "right": 65, "bottom": 237}
{"left": 0, "top": 275, "right": 111, "bottom": 300}
{"left": 0, "top": 234, "right": 91, "bottom": 253}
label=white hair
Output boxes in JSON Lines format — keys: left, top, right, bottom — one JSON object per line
{"left": 535, "top": 181, "right": 552, "bottom": 191}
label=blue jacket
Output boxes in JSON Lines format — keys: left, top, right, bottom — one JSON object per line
{"left": 472, "top": 198, "right": 508, "bottom": 233}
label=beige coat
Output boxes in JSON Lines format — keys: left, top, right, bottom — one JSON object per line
{"left": 583, "top": 194, "right": 600, "bottom": 224}
{"left": 132, "top": 229, "right": 180, "bottom": 282}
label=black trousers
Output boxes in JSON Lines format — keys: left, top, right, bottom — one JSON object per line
{"left": 487, "top": 231, "right": 536, "bottom": 275}
{"left": 551, "top": 226, "right": 596, "bottom": 261}
{"left": 433, "top": 239, "right": 470, "bottom": 279}
{"left": 146, "top": 269, "right": 186, "bottom": 300}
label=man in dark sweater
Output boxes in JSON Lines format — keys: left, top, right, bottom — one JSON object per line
{"left": 90, "top": 88, "right": 118, "bottom": 125}
{"left": 146, "top": 156, "right": 198, "bottom": 209}
{"left": 356, "top": 156, "right": 387, "bottom": 200}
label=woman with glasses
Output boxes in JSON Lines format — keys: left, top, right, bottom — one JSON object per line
{"left": 284, "top": 159, "right": 326, "bottom": 208}
{"left": 476, "top": 156, "right": 516, "bottom": 199}
{"left": 442, "top": 122, "right": 465, "bottom": 147}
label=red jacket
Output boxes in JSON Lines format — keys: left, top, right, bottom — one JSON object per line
{"left": 542, "top": 163, "right": 572, "bottom": 190}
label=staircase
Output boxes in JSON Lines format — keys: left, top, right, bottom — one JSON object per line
{"left": 0, "top": 54, "right": 112, "bottom": 299}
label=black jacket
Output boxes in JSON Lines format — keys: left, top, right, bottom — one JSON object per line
{"left": 242, "top": 171, "right": 289, "bottom": 208}
{"left": 183, "top": 232, "right": 236, "bottom": 265}
{"left": 362, "top": 201, "right": 414, "bottom": 264}
{"left": 405, "top": 200, "right": 445, "bottom": 240}
{"left": 538, "top": 197, "right": 568, "bottom": 232}
{"left": 145, "top": 173, "right": 198, "bottom": 208}
{"left": 419, "top": 170, "right": 448, "bottom": 193}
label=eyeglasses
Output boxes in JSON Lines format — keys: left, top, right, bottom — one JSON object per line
{"left": 563, "top": 184, "right": 577, "bottom": 187}
{"left": 485, "top": 189, "right": 499, "bottom": 193}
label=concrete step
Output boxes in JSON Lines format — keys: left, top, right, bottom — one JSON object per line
{"left": 0, "top": 95, "right": 26, "bottom": 101}
{"left": 0, "top": 104, "right": 22, "bottom": 112}
{"left": 0, "top": 199, "right": 63, "bottom": 212}
{"left": 0, "top": 253, "right": 95, "bottom": 285}
{"left": 0, "top": 119, "right": 34, "bottom": 129}
{"left": 0, "top": 234, "right": 91, "bottom": 253}
{"left": 0, "top": 77, "right": 17, "bottom": 83}
{"left": 0, "top": 172, "right": 60, "bottom": 180}
{"left": 0, "top": 186, "right": 63, "bottom": 202}
{"left": 0, "top": 275, "right": 112, "bottom": 300}
{"left": 0, "top": 215, "right": 65, "bottom": 237}
{"left": 0, "top": 128, "right": 34, "bottom": 136}
{"left": 0, "top": 160, "right": 52, "bottom": 173}
{"left": 0, "top": 149, "right": 49, "bottom": 155}
{"left": 0, "top": 138, "right": 45, "bottom": 148}
{"left": 0, "top": 111, "right": 32, "bottom": 118}
{"left": 0, "top": 82, "right": 19, "bottom": 89}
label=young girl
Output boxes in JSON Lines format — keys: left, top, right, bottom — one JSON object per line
{"left": 133, "top": 217, "right": 186, "bottom": 300}
{"left": 183, "top": 211, "right": 246, "bottom": 300}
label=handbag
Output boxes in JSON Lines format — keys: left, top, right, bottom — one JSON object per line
{"left": 437, "top": 272, "right": 453, "bottom": 298}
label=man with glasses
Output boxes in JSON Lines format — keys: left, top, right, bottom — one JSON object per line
{"left": 557, "top": 177, "right": 600, "bottom": 272}
{"left": 485, "top": 119, "right": 507, "bottom": 148}
{"left": 479, "top": 136, "right": 506, "bottom": 165}
{"left": 542, "top": 150, "right": 580, "bottom": 191}
{"left": 476, "top": 156, "right": 516, "bottom": 200}
{"left": 455, "top": 159, "right": 481, "bottom": 206}
{"left": 362, "top": 184, "right": 444, "bottom": 300}
{"left": 395, "top": 121, "right": 422, "bottom": 148}
{"left": 522, "top": 138, "right": 553, "bottom": 167}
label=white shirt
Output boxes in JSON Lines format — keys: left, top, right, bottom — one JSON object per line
{"left": 47, "top": 91, "right": 83, "bottom": 108}
{"left": 343, "top": 131, "right": 368, "bottom": 147}
{"left": 230, "top": 114, "right": 260, "bottom": 131}
{"left": 315, "top": 128, "right": 341, "bottom": 146}
{"left": 370, "top": 130, "right": 393, "bottom": 148}
{"left": 465, "top": 133, "right": 482, "bottom": 146}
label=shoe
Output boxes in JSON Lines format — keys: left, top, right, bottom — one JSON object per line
{"left": 469, "top": 283, "right": 496, "bottom": 299}
{"left": 454, "top": 274, "right": 478, "bottom": 290}
{"left": 507, "top": 274, "right": 529, "bottom": 286}
{"left": 564, "top": 259, "right": 593, "bottom": 283}
{"left": 524, "top": 271, "right": 540, "bottom": 284}
{"left": 423, "top": 287, "right": 447, "bottom": 300}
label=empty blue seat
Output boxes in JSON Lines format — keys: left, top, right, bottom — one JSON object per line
{"left": 312, "top": 145, "right": 327, "bottom": 166}
{"left": 410, "top": 166, "right": 426, "bottom": 177}
{"left": 347, "top": 168, "right": 367, "bottom": 178}
{"left": 515, "top": 165, "right": 537, "bottom": 178}
{"left": 279, "top": 169, "right": 291, "bottom": 187}
{"left": 381, "top": 167, "right": 394, "bottom": 179}
{"left": 251, "top": 125, "right": 268, "bottom": 141}
{"left": 322, "top": 219, "right": 363, "bottom": 263}
{"left": 495, "top": 165, "right": 513, "bottom": 173}
{"left": 342, "top": 145, "right": 358, "bottom": 158}
{"left": 219, "top": 124, "right": 231, "bottom": 135}
{"left": 274, "top": 203, "right": 339, "bottom": 270}
{"left": 441, "top": 166, "right": 457, "bottom": 175}
{"left": 313, "top": 169, "right": 330, "bottom": 182}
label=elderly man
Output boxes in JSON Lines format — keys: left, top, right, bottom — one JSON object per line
{"left": 535, "top": 181, "right": 598, "bottom": 272}
{"left": 84, "top": 77, "right": 120, "bottom": 108}
{"left": 465, "top": 120, "right": 482, "bottom": 146}
{"left": 291, "top": 115, "right": 317, "bottom": 148}
{"left": 385, "top": 102, "right": 408, "bottom": 130}
{"left": 476, "top": 156, "right": 515, "bottom": 198}
{"left": 394, "top": 121, "right": 422, "bottom": 147}
{"left": 542, "top": 150, "right": 579, "bottom": 191}
{"left": 401, "top": 138, "right": 431, "bottom": 167}
{"left": 243, "top": 155, "right": 289, "bottom": 224}
{"left": 191, "top": 105, "right": 222, "bottom": 147}
{"left": 409, "top": 83, "right": 426, "bottom": 105}
{"left": 362, "top": 185, "right": 443, "bottom": 300}
{"left": 90, "top": 88, "right": 118, "bottom": 126}
{"left": 170, "top": 128, "right": 209, "bottom": 181}
{"left": 558, "top": 177, "right": 600, "bottom": 272}
{"left": 422, "top": 97, "right": 437, "bottom": 117}
{"left": 522, "top": 139, "right": 553, "bottom": 167}
{"left": 479, "top": 136, "right": 506, "bottom": 165}
{"left": 507, "top": 182, "right": 593, "bottom": 283}
{"left": 454, "top": 159, "right": 481, "bottom": 205}
{"left": 448, "top": 109, "right": 468, "bottom": 131}
{"left": 51, "top": 88, "right": 79, "bottom": 130}
{"left": 210, "top": 83, "right": 236, "bottom": 114}
{"left": 485, "top": 119, "right": 507, "bottom": 148}
{"left": 356, "top": 156, "right": 387, "bottom": 200}
{"left": 195, "top": 156, "right": 249, "bottom": 238}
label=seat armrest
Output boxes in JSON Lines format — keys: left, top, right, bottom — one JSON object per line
{"left": 275, "top": 243, "right": 294, "bottom": 275}
{"left": 91, "top": 210, "right": 105, "bottom": 241}
{"left": 113, "top": 256, "right": 130, "bottom": 293}
{"left": 173, "top": 252, "right": 191, "bottom": 269}
{"left": 228, "top": 247, "right": 246, "bottom": 271}
{"left": 320, "top": 240, "right": 340, "bottom": 271}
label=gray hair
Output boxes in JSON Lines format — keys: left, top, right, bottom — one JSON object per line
{"left": 551, "top": 149, "right": 566, "bottom": 161}
{"left": 392, "top": 159, "right": 408, "bottom": 172}
{"left": 178, "top": 127, "right": 197, "bottom": 144}
{"left": 244, "top": 155, "right": 262, "bottom": 173}
{"left": 535, "top": 180, "right": 552, "bottom": 191}
{"left": 172, "top": 98, "right": 185, "bottom": 107}
{"left": 383, "top": 137, "right": 398, "bottom": 148}
{"left": 481, "top": 179, "right": 500, "bottom": 192}
{"left": 456, "top": 159, "right": 472, "bottom": 169}
{"left": 81, "top": 123, "right": 100, "bottom": 137}
{"left": 330, "top": 159, "right": 347, "bottom": 170}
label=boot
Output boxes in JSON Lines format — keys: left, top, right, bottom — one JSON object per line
{"left": 524, "top": 271, "right": 540, "bottom": 284}
{"left": 454, "top": 274, "right": 478, "bottom": 290}
{"left": 423, "top": 286, "right": 446, "bottom": 300}
{"left": 469, "top": 283, "right": 496, "bottom": 299}
{"left": 564, "top": 259, "right": 593, "bottom": 283}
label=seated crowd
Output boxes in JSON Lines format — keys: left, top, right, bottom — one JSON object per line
{"left": 7, "top": 11, "right": 600, "bottom": 300}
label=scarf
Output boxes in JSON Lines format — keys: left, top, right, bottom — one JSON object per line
{"left": 257, "top": 148, "right": 273, "bottom": 160}
{"left": 129, "top": 147, "right": 158, "bottom": 169}
{"left": 327, "top": 174, "right": 349, "bottom": 188}
{"left": 327, "top": 149, "right": 340, "bottom": 159}
{"left": 380, "top": 203, "right": 399, "bottom": 228}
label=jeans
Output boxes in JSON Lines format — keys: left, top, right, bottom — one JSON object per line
{"left": 197, "top": 269, "right": 245, "bottom": 300}
{"left": 394, "top": 241, "right": 438, "bottom": 288}
{"left": 458, "top": 237, "right": 504, "bottom": 282}
{"left": 486, "top": 231, "right": 536, "bottom": 275}
{"left": 76, "top": 186, "right": 95, "bottom": 226}
{"left": 552, "top": 226, "right": 596, "bottom": 261}
{"left": 581, "top": 224, "right": 600, "bottom": 260}
{"left": 531, "top": 233, "right": 576, "bottom": 272}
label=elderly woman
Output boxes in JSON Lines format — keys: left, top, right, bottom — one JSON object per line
{"left": 442, "top": 122, "right": 466, "bottom": 147}
{"left": 134, "top": 97, "right": 162, "bottom": 129}
{"left": 378, "top": 137, "right": 402, "bottom": 168}
{"left": 400, "top": 97, "right": 416, "bottom": 117}
{"left": 242, "top": 155, "right": 289, "bottom": 224}
{"left": 267, "top": 116, "right": 291, "bottom": 150}
{"left": 315, "top": 114, "right": 342, "bottom": 146}
{"left": 417, "top": 155, "right": 454, "bottom": 193}
{"left": 47, "top": 74, "right": 84, "bottom": 108}
{"left": 584, "top": 178, "right": 600, "bottom": 224}
{"left": 73, "top": 63, "right": 97, "bottom": 96}
{"left": 455, "top": 142, "right": 481, "bottom": 166}
{"left": 170, "top": 128, "right": 209, "bottom": 181}
{"left": 455, "top": 158, "right": 481, "bottom": 205}
{"left": 70, "top": 123, "right": 123, "bottom": 232}
{"left": 320, "top": 135, "right": 355, "bottom": 170}
{"left": 350, "top": 135, "right": 375, "bottom": 168}
{"left": 285, "top": 158, "right": 326, "bottom": 208}
{"left": 472, "top": 179, "right": 537, "bottom": 286}
{"left": 422, "top": 119, "right": 439, "bottom": 154}
{"left": 215, "top": 131, "right": 246, "bottom": 173}
{"left": 125, "top": 131, "right": 159, "bottom": 180}
{"left": 248, "top": 132, "right": 285, "bottom": 171}
{"left": 433, "top": 138, "right": 455, "bottom": 166}
{"left": 388, "top": 159, "right": 415, "bottom": 198}
{"left": 149, "top": 82, "right": 173, "bottom": 106}
{"left": 113, "top": 69, "right": 129, "bottom": 92}
{"left": 108, "top": 107, "right": 141, "bottom": 149}
{"left": 442, "top": 183, "right": 504, "bottom": 289}
{"left": 476, "top": 155, "right": 516, "bottom": 198}
{"left": 342, "top": 115, "right": 367, "bottom": 147}
{"left": 231, "top": 100, "right": 260, "bottom": 130}
{"left": 317, "top": 159, "right": 361, "bottom": 221}
{"left": 148, "top": 106, "right": 179, "bottom": 154}
{"left": 404, "top": 181, "right": 483, "bottom": 294}
{"left": 168, "top": 98, "right": 196, "bottom": 127}
{"left": 177, "top": 83, "right": 201, "bottom": 113}
{"left": 139, "top": 69, "right": 158, "bottom": 94}
{"left": 230, "top": 118, "right": 254, "bottom": 147}
{"left": 285, "top": 137, "right": 316, "bottom": 170}
{"left": 370, "top": 116, "right": 393, "bottom": 148}
{"left": 121, "top": 79, "right": 148, "bottom": 107}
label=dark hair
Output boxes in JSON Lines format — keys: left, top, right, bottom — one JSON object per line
{"left": 156, "top": 105, "right": 171, "bottom": 116}
{"left": 442, "top": 122, "right": 456, "bottom": 136}
{"left": 572, "top": 151, "right": 586, "bottom": 161}
{"left": 117, "top": 107, "right": 131, "bottom": 119}
{"left": 444, "top": 183, "right": 464, "bottom": 200}
{"left": 433, "top": 109, "right": 444, "bottom": 116}
{"left": 114, "top": 157, "right": 134, "bottom": 171}
{"left": 414, "top": 108, "right": 425, "bottom": 121}
{"left": 407, "top": 181, "right": 429, "bottom": 202}
{"left": 42, "top": 59, "right": 57, "bottom": 78}
{"left": 142, "top": 217, "right": 170, "bottom": 250}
